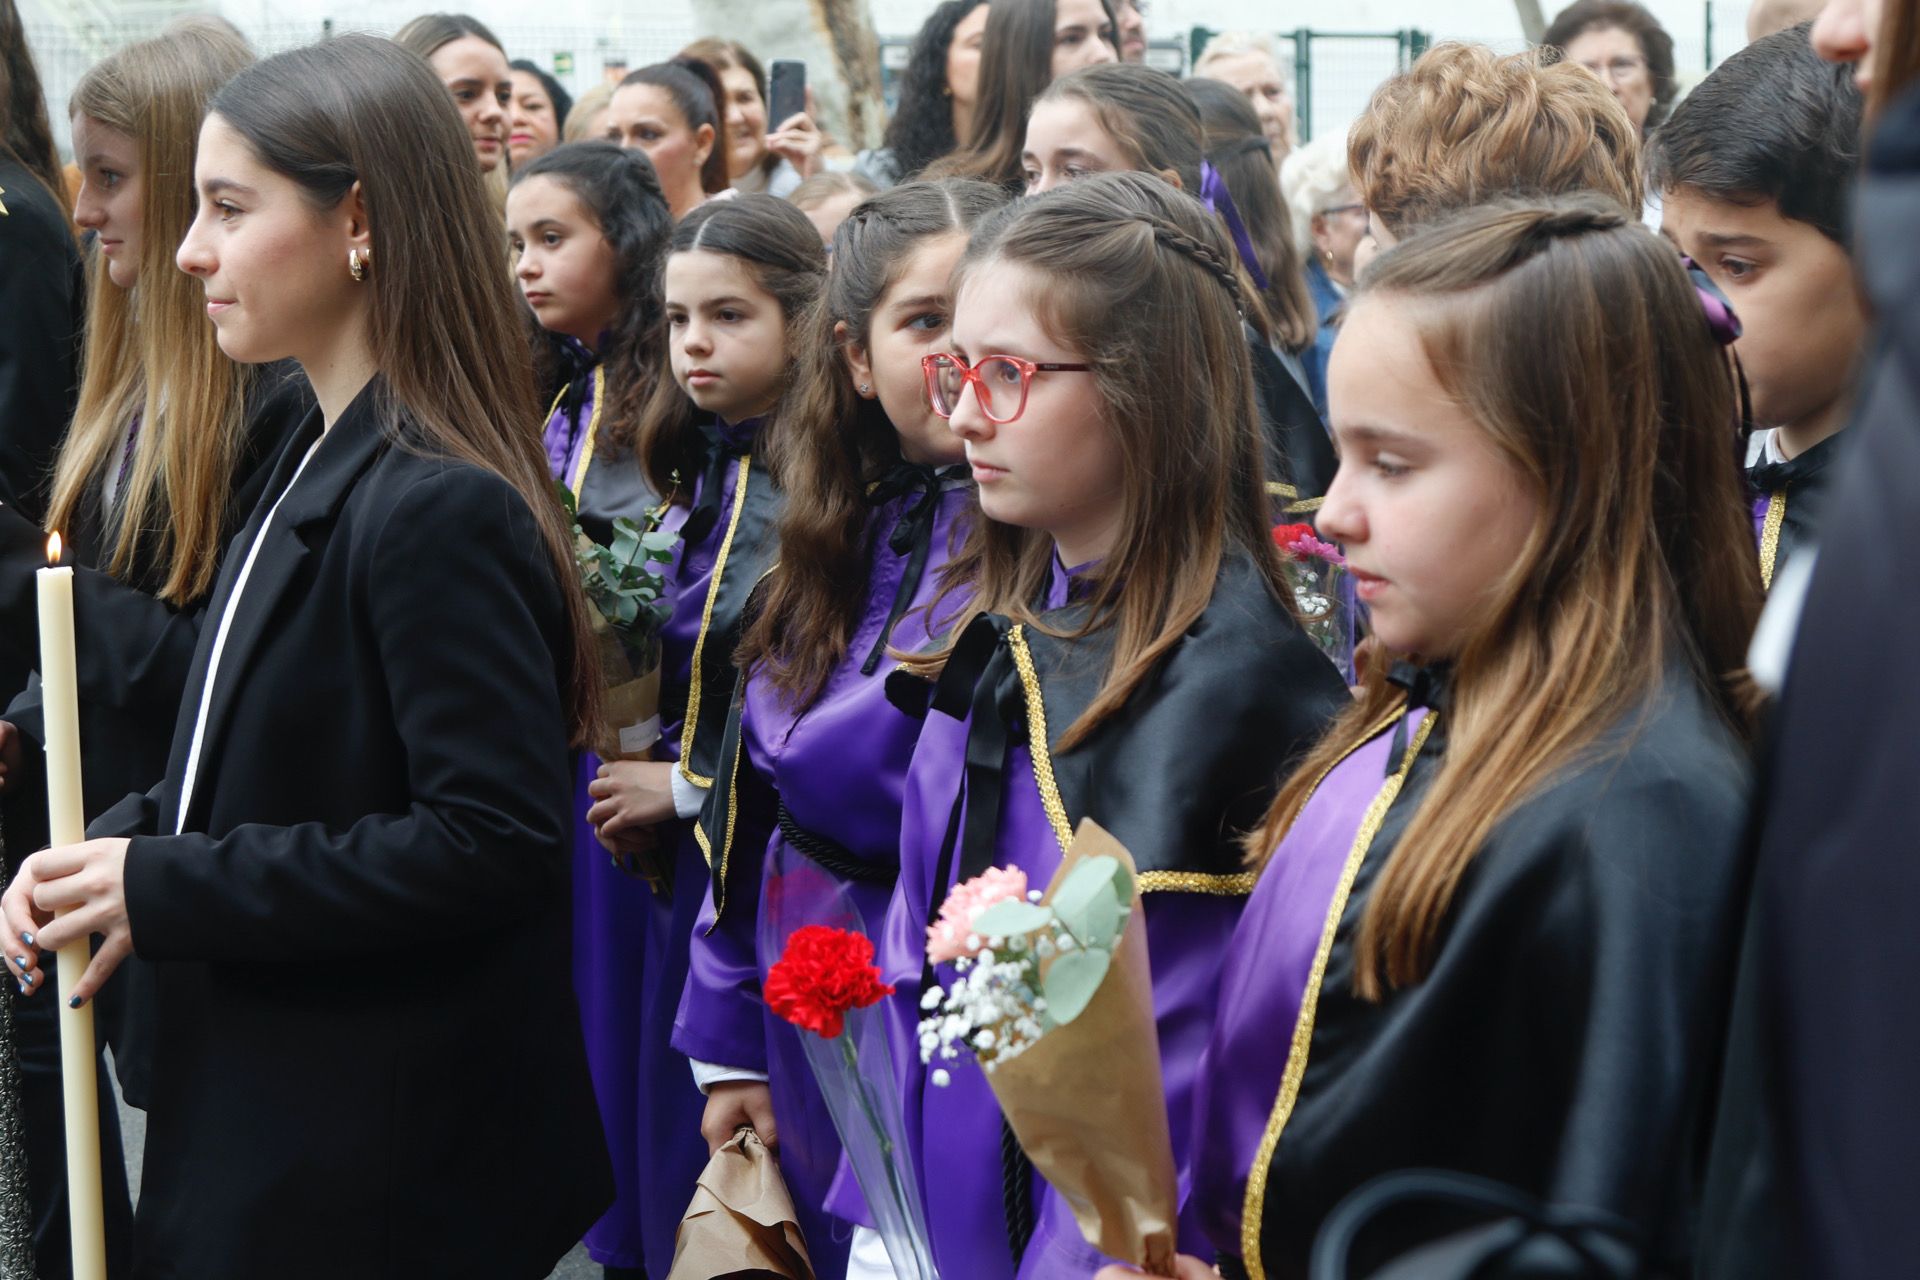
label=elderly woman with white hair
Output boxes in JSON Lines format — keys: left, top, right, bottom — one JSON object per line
{"left": 1279, "top": 133, "right": 1366, "bottom": 414}
{"left": 1192, "top": 31, "right": 1297, "bottom": 159}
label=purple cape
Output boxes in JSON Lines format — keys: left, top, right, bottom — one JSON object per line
{"left": 675, "top": 471, "right": 972, "bottom": 1267}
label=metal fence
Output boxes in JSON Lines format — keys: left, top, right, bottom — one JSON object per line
{"left": 1186, "top": 27, "right": 1429, "bottom": 144}
{"left": 32, "top": 17, "right": 1429, "bottom": 161}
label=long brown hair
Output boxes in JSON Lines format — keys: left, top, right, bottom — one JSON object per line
{"left": 632, "top": 194, "right": 827, "bottom": 499}
{"left": 51, "top": 23, "right": 255, "bottom": 604}
{"left": 1247, "top": 197, "right": 1763, "bottom": 998}
{"left": 928, "top": 0, "right": 1119, "bottom": 188}
{"left": 739, "top": 179, "right": 1008, "bottom": 706}
{"left": 211, "top": 34, "right": 600, "bottom": 743}
{"left": 0, "top": 0, "right": 63, "bottom": 203}
{"left": 1186, "top": 76, "right": 1317, "bottom": 352}
{"left": 913, "top": 171, "right": 1286, "bottom": 749}
{"left": 1870, "top": 0, "right": 1920, "bottom": 114}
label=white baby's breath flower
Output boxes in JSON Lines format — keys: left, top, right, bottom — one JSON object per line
{"left": 932, "top": 1069, "right": 952, "bottom": 1088}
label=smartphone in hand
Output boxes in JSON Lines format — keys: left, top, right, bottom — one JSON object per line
{"left": 768, "top": 60, "right": 806, "bottom": 129}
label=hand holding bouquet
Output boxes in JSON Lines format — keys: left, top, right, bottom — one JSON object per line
{"left": 561, "top": 483, "right": 679, "bottom": 762}
{"left": 920, "top": 822, "right": 1178, "bottom": 1276}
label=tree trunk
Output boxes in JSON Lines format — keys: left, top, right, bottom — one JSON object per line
{"left": 686, "top": 0, "right": 887, "bottom": 153}
{"left": 1515, "top": 0, "right": 1550, "bottom": 44}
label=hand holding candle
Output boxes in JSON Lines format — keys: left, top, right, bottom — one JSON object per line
{"left": 0, "top": 534, "right": 112, "bottom": 1280}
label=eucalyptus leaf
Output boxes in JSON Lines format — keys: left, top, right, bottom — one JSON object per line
{"left": 969, "top": 899, "right": 1054, "bottom": 938}
{"left": 1041, "top": 947, "right": 1110, "bottom": 1025}
{"left": 1051, "top": 855, "right": 1126, "bottom": 949}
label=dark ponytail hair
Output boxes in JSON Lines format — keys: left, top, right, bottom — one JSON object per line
{"left": 212, "top": 33, "right": 601, "bottom": 745}
{"left": 513, "top": 141, "right": 674, "bottom": 456}
{"left": 622, "top": 58, "right": 730, "bottom": 194}
{"left": 634, "top": 194, "right": 828, "bottom": 498}
{"left": 0, "top": 0, "right": 63, "bottom": 202}
{"left": 742, "top": 178, "right": 1009, "bottom": 704}
{"left": 1186, "top": 76, "right": 1317, "bottom": 352}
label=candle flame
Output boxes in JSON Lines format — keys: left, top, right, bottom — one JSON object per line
{"left": 46, "top": 533, "right": 61, "bottom": 566}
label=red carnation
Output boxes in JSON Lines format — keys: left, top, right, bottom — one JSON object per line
{"left": 767, "top": 925, "right": 896, "bottom": 1040}
{"left": 1272, "top": 522, "right": 1317, "bottom": 557}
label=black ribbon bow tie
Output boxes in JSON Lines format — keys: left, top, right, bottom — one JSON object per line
{"left": 1748, "top": 434, "right": 1837, "bottom": 495}
{"left": 1384, "top": 660, "right": 1450, "bottom": 777}
{"left": 858, "top": 462, "right": 970, "bottom": 674}
{"left": 681, "top": 419, "right": 756, "bottom": 546}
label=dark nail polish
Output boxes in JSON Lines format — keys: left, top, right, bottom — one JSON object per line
{"left": 67, "top": 996, "right": 81, "bottom": 1009}
{"left": 18, "top": 932, "right": 31, "bottom": 947}
{"left": 19, "top": 972, "right": 31, "bottom": 986}
{"left": 10, "top": 956, "right": 23, "bottom": 971}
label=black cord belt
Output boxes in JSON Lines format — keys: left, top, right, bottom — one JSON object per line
{"left": 775, "top": 804, "right": 898, "bottom": 886}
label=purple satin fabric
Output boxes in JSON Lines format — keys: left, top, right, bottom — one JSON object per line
{"left": 574, "top": 421, "right": 737, "bottom": 1273}
{"left": 673, "top": 483, "right": 971, "bottom": 1267}
{"left": 541, "top": 371, "right": 593, "bottom": 482}
{"left": 1199, "top": 159, "right": 1271, "bottom": 294}
{"left": 1751, "top": 492, "right": 1770, "bottom": 548}
{"left": 1189, "top": 711, "right": 1424, "bottom": 1258}
{"left": 867, "top": 558, "right": 1245, "bottom": 1277}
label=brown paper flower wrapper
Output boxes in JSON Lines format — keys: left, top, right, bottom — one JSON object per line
{"left": 668, "top": 1128, "right": 817, "bottom": 1280}
{"left": 983, "top": 819, "right": 1180, "bottom": 1276}
{"left": 591, "top": 619, "right": 663, "bottom": 764}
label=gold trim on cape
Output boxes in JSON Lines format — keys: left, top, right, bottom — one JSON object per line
{"left": 1240, "top": 709, "right": 1439, "bottom": 1278}
{"left": 1006, "top": 624, "right": 1265, "bottom": 896}
{"left": 543, "top": 364, "right": 606, "bottom": 502}
{"left": 1758, "top": 490, "right": 1786, "bottom": 591}
{"left": 678, "top": 455, "right": 753, "bottom": 789}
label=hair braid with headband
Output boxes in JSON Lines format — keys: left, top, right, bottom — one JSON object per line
{"left": 1140, "top": 214, "right": 1248, "bottom": 314}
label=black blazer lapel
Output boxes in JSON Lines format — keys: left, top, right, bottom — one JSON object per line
{"left": 168, "top": 385, "right": 389, "bottom": 833}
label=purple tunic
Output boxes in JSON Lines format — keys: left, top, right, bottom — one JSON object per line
{"left": 1188, "top": 711, "right": 1426, "bottom": 1260}
{"left": 544, "top": 358, "right": 651, "bottom": 1269}
{"left": 674, "top": 472, "right": 972, "bottom": 1268}
{"left": 568, "top": 397, "right": 747, "bottom": 1274}
{"left": 872, "top": 560, "right": 1247, "bottom": 1279}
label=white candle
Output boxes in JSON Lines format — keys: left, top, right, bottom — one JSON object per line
{"left": 36, "top": 534, "right": 106, "bottom": 1280}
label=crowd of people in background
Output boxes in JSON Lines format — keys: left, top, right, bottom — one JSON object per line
{"left": 0, "top": 0, "right": 1913, "bottom": 1276}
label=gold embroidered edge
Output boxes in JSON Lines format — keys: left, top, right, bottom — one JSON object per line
{"left": 678, "top": 454, "right": 752, "bottom": 789}
{"left": 1240, "top": 710, "right": 1437, "bottom": 1277}
{"left": 1758, "top": 489, "right": 1786, "bottom": 591}
{"left": 1283, "top": 497, "right": 1325, "bottom": 515}
{"left": 704, "top": 562, "right": 781, "bottom": 929}
{"left": 1005, "top": 625, "right": 1074, "bottom": 854}
{"left": 1265, "top": 481, "right": 1299, "bottom": 499}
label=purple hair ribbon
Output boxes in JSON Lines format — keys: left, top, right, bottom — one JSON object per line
{"left": 1199, "top": 159, "right": 1271, "bottom": 294}
{"left": 1683, "top": 255, "right": 1743, "bottom": 346}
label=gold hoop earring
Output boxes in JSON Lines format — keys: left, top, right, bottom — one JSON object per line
{"left": 348, "top": 248, "right": 369, "bottom": 283}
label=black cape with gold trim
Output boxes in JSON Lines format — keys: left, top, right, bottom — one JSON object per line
{"left": 1236, "top": 670, "right": 1750, "bottom": 1280}
{"left": 899, "top": 548, "right": 1350, "bottom": 888}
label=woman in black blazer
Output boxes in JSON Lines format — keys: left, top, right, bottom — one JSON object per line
{"left": 4, "top": 36, "right": 612, "bottom": 1279}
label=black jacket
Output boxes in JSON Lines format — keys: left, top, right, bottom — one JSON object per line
{"left": 0, "top": 158, "right": 82, "bottom": 524}
{"left": 0, "top": 366, "right": 310, "bottom": 1106}
{"left": 94, "top": 381, "right": 611, "bottom": 1278}
{"left": 1697, "top": 84, "right": 1920, "bottom": 1280}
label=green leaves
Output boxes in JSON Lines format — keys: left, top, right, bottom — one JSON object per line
{"left": 970, "top": 899, "right": 1054, "bottom": 939}
{"left": 559, "top": 480, "right": 681, "bottom": 671}
{"left": 1051, "top": 855, "right": 1132, "bottom": 952}
{"left": 1041, "top": 948, "right": 1110, "bottom": 1024}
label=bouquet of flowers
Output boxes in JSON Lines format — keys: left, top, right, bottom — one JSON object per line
{"left": 767, "top": 926, "right": 938, "bottom": 1280}
{"left": 1273, "top": 522, "right": 1356, "bottom": 679}
{"left": 560, "top": 483, "right": 679, "bottom": 762}
{"left": 919, "top": 821, "right": 1178, "bottom": 1276}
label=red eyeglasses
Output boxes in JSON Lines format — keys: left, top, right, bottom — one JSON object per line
{"left": 921, "top": 353, "right": 1094, "bottom": 425}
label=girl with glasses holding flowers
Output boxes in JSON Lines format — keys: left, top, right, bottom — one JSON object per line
{"left": 872, "top": 171, "right": 1348, "bottom": 1279}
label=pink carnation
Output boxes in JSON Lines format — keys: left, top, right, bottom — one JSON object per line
{"left": 926, "top": 865, "right": 1030, "bottom": 965}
